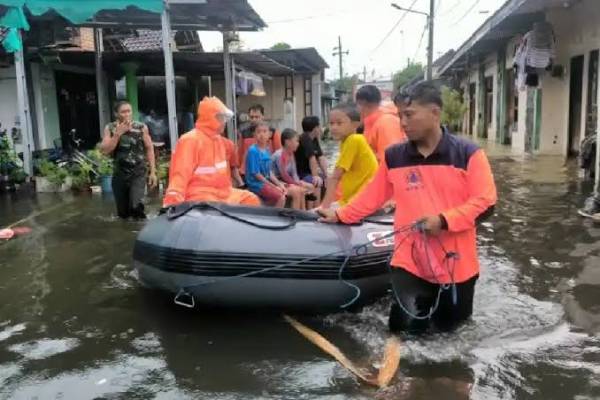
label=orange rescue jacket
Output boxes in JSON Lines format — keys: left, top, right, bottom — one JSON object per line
{"left": 363, "top": 103, "right": 406, "bottom": 163}
{"left": 163, "top": 97, "right": 233, "bottom": 206}
{"left": 336, "top": 130, "right": 497, "bottom": 284}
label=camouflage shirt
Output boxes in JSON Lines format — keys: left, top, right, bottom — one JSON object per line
{"left": 107, "top": 121, "right": 147, "bottom": 177}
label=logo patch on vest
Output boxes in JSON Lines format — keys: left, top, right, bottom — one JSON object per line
{"left": 405, "top": 169, "right": 424, "bottom": 191}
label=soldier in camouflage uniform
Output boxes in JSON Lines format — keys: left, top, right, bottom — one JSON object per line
{"left": 100, "top": 101, "right": 157, "bottom": 219}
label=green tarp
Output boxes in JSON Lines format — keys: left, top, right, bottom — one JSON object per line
{"left": 0, "top": 0, "right": 163, "bottom": 51}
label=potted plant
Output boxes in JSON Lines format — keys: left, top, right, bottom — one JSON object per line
{"left": 97, "top": 156, "right": 113, "bottom": 193}
{"left": 87, "top": 149, "right": 113, "bottom": 193}
{"left": 156, "top": 157, "right": 170, "bottom": 193}
{"left": 0, "top": 128, "right": 28, "bottom": 192}
{"left": 69, "top": 158, "right": 95, "bottom": 193}
{"left": 36, "top": 159, "right": 71, "bottom": 192}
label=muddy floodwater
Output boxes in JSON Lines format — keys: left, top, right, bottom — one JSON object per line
{"left": 1, "top": 143, "right": 600, "bottom": 399}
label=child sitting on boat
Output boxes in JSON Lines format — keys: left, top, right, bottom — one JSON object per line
{"left": 245, "top": 122, "right": 289, "bottom": 207}
{"left": 318, "top": 103, "right": 378, "bottom": 210}
{"left": 272, "top": 128, "right": 319, "bottom": 210}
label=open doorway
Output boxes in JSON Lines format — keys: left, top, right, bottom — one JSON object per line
{"left": 55, "top": 70, "right": 100, "bottom": 151}
{"left": 468, "top": 83, "right": 476, "bottom": 136}
{"left": 482, "top": 76, "right": 493, "bottom": 139}
{"left": 568, "top": 55, "right": 584, "bottom": 157}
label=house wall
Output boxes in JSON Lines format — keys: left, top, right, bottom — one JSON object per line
{"left": 0, "top": 66, "right": 18, "bottom": 146}
{"left": 540, "top": 0, "right": 600, "bottom": 156}
{"left": 484, "top": 53, "right": 498, "bottom": 141}
{"left": 31, "top": 63, "right": 61, "bottom": 149}
{"left": 78, "top": 28, "right": 96, "bottom": 51}
{"left": 215, "top": 74, "right": 322, "bottom": 133}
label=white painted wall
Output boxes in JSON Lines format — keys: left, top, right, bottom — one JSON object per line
{"left": 540, "top": 0, "right": 600, "bottom": 156}
{"left": 0, "top": 66, "right": 18, "bottom": 145}
{"left": 31, "top": 63, "right": 61, "bottom": 150}
{"left": 513, "top": 89, "right": 530, "bottom": 153}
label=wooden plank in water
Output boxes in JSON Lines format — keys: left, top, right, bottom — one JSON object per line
{"left": 284, "top": 314, "right": 401, "bottom": 388}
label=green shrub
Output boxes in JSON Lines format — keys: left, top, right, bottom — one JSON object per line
{"left": 38, "top": 159, "right": 68, "bottom": 187}
{"left": 441, "top": 86, "right": 467, "bottom": 130}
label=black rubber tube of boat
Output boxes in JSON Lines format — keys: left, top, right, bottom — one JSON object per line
{"left": 172, "top": 223, "right": 418, "bottom": 309}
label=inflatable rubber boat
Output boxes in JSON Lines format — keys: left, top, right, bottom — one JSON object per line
{"left": 133, "top": 202, "right": 394, "bottom": 312}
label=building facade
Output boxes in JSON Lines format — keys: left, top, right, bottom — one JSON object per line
{"left": 438, "top": 0, "right": 600, "bottom": 161}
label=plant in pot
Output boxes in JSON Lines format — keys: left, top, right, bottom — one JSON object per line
{"left": 87, "top": 149, "right": 113, "bottom": 193}
{"left": 156, "top": 158, "right": 170, "bottom": 193}
{"left": 97, "top": 156, "right": 114, "bottom": 193}
{"left": 36, "top": 159, "right": 71, "bottom": 192}
{"left": 0, "top": 129, "right": 27, "bottom": 191}
{"left": 69, "top": 158, "right": 95, "bottom": 193}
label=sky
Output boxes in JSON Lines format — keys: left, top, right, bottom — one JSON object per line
{"left": 199, "top": 0, "right": 506, "bottom": 81}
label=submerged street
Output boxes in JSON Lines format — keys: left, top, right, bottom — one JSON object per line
{"left": 1, "top": 145, "right": 600, "bottom": 399}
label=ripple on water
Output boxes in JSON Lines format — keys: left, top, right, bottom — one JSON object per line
{"left": 102, "top": 263, "right": 138, "bottom": 290}
{"left": 8, "top": 338, "right": 79, "bottom": 360}
{"left": 0, "top": 323, "right": 26, "bottom": 342}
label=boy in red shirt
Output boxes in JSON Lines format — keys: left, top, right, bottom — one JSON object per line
{"left": 319, "top": 83, "right": 497, "bottom": 334}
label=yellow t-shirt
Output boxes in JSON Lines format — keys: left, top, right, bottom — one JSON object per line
{"left": 335, "top": 133, "right": 378, "bottom": 205}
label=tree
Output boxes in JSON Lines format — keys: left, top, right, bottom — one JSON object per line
{"left": 270, "top": 42, "right": 291, "bottom": 50}
{"left": 441, "top": 86, "right": 466, "bottom": 131}
{"left": 331, "top": 74, "right": 359, "bottom": 93}
{"left": 392, "top": 62, "right": 424, "bottom": 90}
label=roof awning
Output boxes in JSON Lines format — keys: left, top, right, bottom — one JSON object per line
{"left": 259, "top": 48, "right": 329, "bottom": 74}
{"left": 42, "top": 50, "right": 296, "bottom": 78}
{"left": 0, "top": 0, "right": 265, "bottom": 31}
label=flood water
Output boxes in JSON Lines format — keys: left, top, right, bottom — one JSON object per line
{"left": 1, "top": 142, "right": 600, "bottom": 399}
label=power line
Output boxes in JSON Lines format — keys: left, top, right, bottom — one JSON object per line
{"left": 266, "top": 10, "right": 354, "bottom": 24}
{"left": 369, "top": 0, "right": 419, "bottom": 56}
{"left": 413, "top": 21, "right": 428, "bottom": 61}
{"left": 437, "top": 0, "right": 461, "bottom": 17}
{"left": 450, "top": 0, "right": 482, "bottom": 26}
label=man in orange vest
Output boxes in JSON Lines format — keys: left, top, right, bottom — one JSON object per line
{"left": 163, "top": 97, "right": 260, "bottom": 207}
{"left": 356, "top": 85, "right": 406, "bottom": 163}
{"left": 319, "top": 83, "right": 497, "bottom": 334}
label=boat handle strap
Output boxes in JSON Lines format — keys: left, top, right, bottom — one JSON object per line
{"left": 173, "top": 289, "right": 196, "bottom": 309}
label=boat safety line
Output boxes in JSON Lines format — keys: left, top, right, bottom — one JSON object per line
{"left": 167, "top": 202, "right": 298, "bottom": 230}
{"left": 173, "top": 223, "right": 417, "bottom": 309}
{"left": 6, "top": 202, "right": 69, "bottom": 229}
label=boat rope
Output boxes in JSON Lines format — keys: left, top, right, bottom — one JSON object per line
{"left": 173, "top": 222, "right": 417, "bottom": 309}
{"left": 166, "top": 202, "right": 298, "bottom": 230}
{"left": 387, "top": 223, "right": 459, "bottom": 320}
{"left": 166, "top": 203, "right": 459, "bottom": 316}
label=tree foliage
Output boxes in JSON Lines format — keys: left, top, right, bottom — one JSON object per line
{"left": 441, "top": 86, "right": 466, "bottom": 130}
{"left": 270, "top": 42, "right": 292, "bottom": 50}
{"left": 331, "top": 74, "right": 359, "bottom": 92}
{"left": 392, "top": 62, "right": 424, "bottom": 90}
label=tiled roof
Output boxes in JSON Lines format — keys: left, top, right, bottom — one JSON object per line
{"left": 122, "top": 29, "right": 169, "bottom": 52}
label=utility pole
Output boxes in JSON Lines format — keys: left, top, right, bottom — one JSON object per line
{"left": 391, "top": 2, "right": 435, "bottom": 81}
{"left": 332, "top": 36, "right": 349, "bottom": 81}
{"left": 427, "top": 0, "right": 435, "bottom": 81}
{"left": 363, "top": 66, "right": 367, "bottom": 83}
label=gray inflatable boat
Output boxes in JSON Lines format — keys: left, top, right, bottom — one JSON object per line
{"left": 133, "top": 202, "right": 394, "bottom": 312}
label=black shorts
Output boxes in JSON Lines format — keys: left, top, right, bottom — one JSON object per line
{"left": 388, "top": 267, "right": 478, "bottom": 335}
